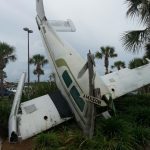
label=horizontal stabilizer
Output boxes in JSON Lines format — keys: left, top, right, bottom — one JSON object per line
{"left": 48, "top": 19, "right": 76, "bottom": 32}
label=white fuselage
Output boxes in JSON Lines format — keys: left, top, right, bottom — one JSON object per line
{"left": 36, "top": 16, "right": 110, "bottom": 128}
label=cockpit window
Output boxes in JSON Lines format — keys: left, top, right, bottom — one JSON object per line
{"left": 62, "top": 70, "right": 72, "bottom": 88}
{"left": 70, "top": 86, "right": 85, "bottom": 112}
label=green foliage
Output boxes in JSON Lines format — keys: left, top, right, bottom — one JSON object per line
{"left": 127, "top": 107, "right": 150, "bottom": 127}
{"left": 132, "top": 126, "right": 150, "bottom": 149}
{"left": 99, "top": 117, "right": 131, "bottom": 139}
{"left": 22, "top": 82, "right": 57, "bottom": 102}
{"left": 144, "top": 43, "right": 150, "bottom": 59}
{"left": 0, "top": 84, "right": 150, "bottom": 150}
{"left": 0, "top": 42, "right": 16, "bottom": 95}
{"left": 0, "top": 99, "right": 11, "bottom": 136}
{"left": 111, "top": 60, "right": 126, "bottom": 70}
{"left": 29, "top": 54, "right": 48, "bottom": 82}
{"left": 128, "top": 58, "right": 146, "bottom": 69}
{"left": 115, "top": 94, "right": 150, "bottom": 113}
{"left": 32, "top": 93, "right": 150, "bottom": 150}
{"left": 95, "top": 46, "right": 117, "bottom": 74}
{"left": 34, "top": 133, "right": 61, "bottom": 150}
{"left": 122, "top": 0, "right": 150, "bottom": 52}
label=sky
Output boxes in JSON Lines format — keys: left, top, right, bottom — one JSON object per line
{"left": 0, "top": 0, "right": 145, "bottom": 82}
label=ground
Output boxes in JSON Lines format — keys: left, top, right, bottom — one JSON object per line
{"left": 2, "top": 138, "right": 33, "bottom": 150}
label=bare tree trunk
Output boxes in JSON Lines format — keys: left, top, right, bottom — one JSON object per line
{"left": 118, "top": 66, "right": 121, "bottom": 70}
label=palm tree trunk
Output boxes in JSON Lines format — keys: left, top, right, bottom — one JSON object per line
{"left": 105, "top": 56, "right": 109, "bottom": 74}
{"left": 37, "top": 74, "right": 40, "bottom": 83}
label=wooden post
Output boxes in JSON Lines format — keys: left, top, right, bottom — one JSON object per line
{"left": 84, "top": 50, "right": 95, "bottom": 138}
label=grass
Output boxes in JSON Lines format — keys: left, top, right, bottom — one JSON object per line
{"left": 33, "top": 94, "right": 150, "bottom": 150}
{"left": 34, "top": 132, "right": 61, "bottom": 150}
{"left": 132, "top": 126, "right": 150, "bottom": 149}
{"left": 22, "top": 81, "right": 57, "bottom": 102}
{"left": 0, "top": 82, "right": 150, "bottom": 149}
{"left": 0, "top": 97, "right": 12, "bottom": 137}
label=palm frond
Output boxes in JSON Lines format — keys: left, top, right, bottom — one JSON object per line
{"left": 122, "top": 29, "right": 148, "bottom": 53}
{"left": 95, "top": 52, "right": 103, "bottom": 59}
{"left": 7, "top": 55, "right": 16, "bottom": 62}
{"left": 144, "top": 43, "right": 150, "bottom": 59}
{"left": 100, "top": 47, "right": 107, "bottom": 54}
{"left": 110, "top": 53, "right": 118, "bottom": 58}
{"left": 0, "top": 42, "right": 15, "bottom": 56}
{"left": 126, "top": 0, "right": 141, "bottom": 18}
{"left": 126, "top": 0, "right": 150, "bottom": 25}
{"left": 128, "top": 58, "right": 145, "bottom": 69}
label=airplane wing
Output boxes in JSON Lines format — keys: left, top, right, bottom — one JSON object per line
{"left": 9, "top": 73, "right": 72, "bottom": 142}
{"left": 18, "top": 94, "right": 72, "bottom": 141}
{"left": 101, "top": 63, "right": 150, "bottom": 99}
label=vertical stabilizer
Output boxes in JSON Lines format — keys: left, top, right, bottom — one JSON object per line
{"left": 36, "top": 0, "right": 46, "bottom": 21}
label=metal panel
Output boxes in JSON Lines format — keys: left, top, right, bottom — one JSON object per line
{"left": 18, "top": 95, "right": 70, "bottom": 140}
{"left": 101, "top": 64, "right": 150, "bottom": 99}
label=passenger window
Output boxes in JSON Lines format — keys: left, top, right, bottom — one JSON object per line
{"left": 70, "top": 86, "right": 85, "bottom": 112}
{"left": 62, "top": 70, "right": 72, "bottom": 88}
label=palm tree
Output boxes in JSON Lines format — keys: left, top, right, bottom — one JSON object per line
{"left": 29, "top": 54, "right": 48, "bottom": 82}
{"left": 128, "top": 58, "right": 145, "bottom": 69}
{"left": 111, "top": 61, "right": 126, "bottom": 70}
{"left": 0, "top": 42, "right": 16, "bottom": 93}
{"left": 144, "top": 43, "right": 150, "bottom": 59}
{"left": 122, "top": 0, "right": 150, "bottom": 53}
{"left": 95, "top": 46, "right": 117, "bottom": 74}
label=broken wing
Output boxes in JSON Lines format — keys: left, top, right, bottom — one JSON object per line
{"left": 101, "top": 63, "right": 150, "bottom": 99}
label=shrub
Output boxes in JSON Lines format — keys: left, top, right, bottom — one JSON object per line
{"left": 0, "top": 100, "right": 11, "bottom": 127}
{"left": 98, "top": 117, "right": 131, "bottom": 139}
{"left": 115, "top": 94, "right": 150, "bottom": 113}
{"left": 98, "top": 137, "right": 135, "bottom": 150}
{"left": 34, "top": 132, "right": 60, "bottom": 150}
{"left": 126, "top": 107, "right": 150, "bottom": 127}
{"left": 0, "top": 99, "right": 11, "bottom": 137}
{"left": 132, "top": 126, "right": 150, "bottom": 149}
{"left": 22, "top": 81, "right": 57, "bottom": 101}
{"left": 93, "top": 117, "right": 136, "bottom": 150}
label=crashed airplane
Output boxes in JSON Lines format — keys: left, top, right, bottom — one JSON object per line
{"left": 9, "top": 0, "right": 150, "bottom": 142}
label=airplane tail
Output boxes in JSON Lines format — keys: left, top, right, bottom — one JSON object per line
{"left": 36, "top": 0, "right": 76, "bottom": 32}
{"left": 36, "top": 0, "right": 46, "bottom": 21}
